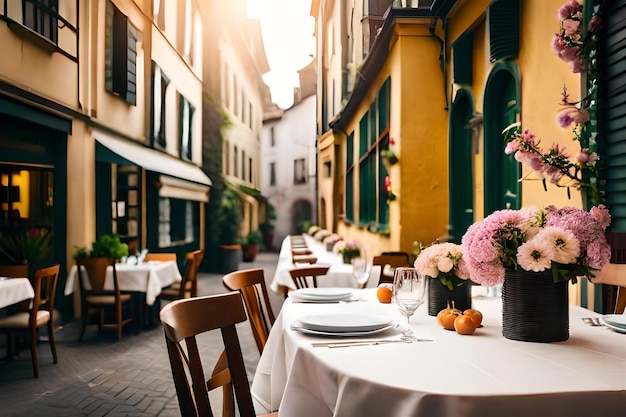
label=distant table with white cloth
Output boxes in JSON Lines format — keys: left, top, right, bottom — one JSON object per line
{"left": 270, "top": 234, "right": 379, "bottom": 296}
{"left": 251, "top": 289, "right": 626, "bottom": 417}
{"left": 0, "top": 278, "right": 34, "bottom": 309}
{"left": 64, "top": 261, "right": 182, "bottom": 306}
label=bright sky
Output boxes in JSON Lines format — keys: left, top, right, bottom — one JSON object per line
{"left": 248, "top": 0, "right": 315, "bottom": 109}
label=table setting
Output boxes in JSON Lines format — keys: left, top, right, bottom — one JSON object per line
{"left": 252, "top": 264, "right": 626, "bottom": 417}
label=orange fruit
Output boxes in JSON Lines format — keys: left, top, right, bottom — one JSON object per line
{"left": 454, "top": 315, "right": 478, "bottom": 335}
{"left": 376, "top": 285, "right": 393, "bottom": 303}
{"left": 463, "top": 309, "right": 483, "bottom": 327}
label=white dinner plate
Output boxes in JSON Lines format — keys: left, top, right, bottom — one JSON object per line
{"left": 298, "top": 313, "right": 393, "bottom": 332}
{"left": 600, "top": 318, "right": 626, "bottom": 334}
{"left": 601, "top": 314, "right": 626, "bottom": 329}
{"left": 289, "top": 288, "right": 354, "bottom": 302}
{"left": 291, "top": 322, "right": 396, "bottom": 337}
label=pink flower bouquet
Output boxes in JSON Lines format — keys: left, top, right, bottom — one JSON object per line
{"left": 461, "top": 205, "right": 611, "bottom": 286}
{"left": 414, "top": 243, "right": 470, "bottom": 291}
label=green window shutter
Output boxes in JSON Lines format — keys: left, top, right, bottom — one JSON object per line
{"left": 453, "top": 32, "right": 473, "bottom": 85}
{"left": 369, "top": 103, "right": 376, "bottom": 147}
{"left": 599, "top": 1, "right": 626, "bottom": 230}
{"left": 378, "top": 136, "right": 389, "bottom": 228}
{"left": 377, "top": 77, "right": 390, "bottom": 136}
{"left": 359, "top": 115, "right": 368, "bottom": 157}
{"left": 126, "top": 22, "right": 138, "bottom": 105}
{"left": 105, "top": 1, "right": 114, "bottom": 93}
{"left": 346, "top": 132, "right": 355, "bottom": 223}
{"left": 488, "top": 0, "right": 520, "bottom": 62}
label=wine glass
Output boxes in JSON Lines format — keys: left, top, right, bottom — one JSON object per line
{"left": 392, "top": 267, "right": 427, "bottom": 323}
{"left": 350, "top": 248, "right": 370, "bottom": 289}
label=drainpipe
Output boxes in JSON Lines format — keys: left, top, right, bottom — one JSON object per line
{"left": 429, "top": 16, "right": 449, "bottom": 111}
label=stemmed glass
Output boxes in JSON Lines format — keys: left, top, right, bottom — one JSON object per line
{"left": 350, "top": 248, "right": 370, "bottom": 289}
{"left": 392, "top": 267, "right": 427, "bottom": 323}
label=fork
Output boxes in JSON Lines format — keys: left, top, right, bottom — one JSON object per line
{"left": 582, "top": 317, "right": 603, "bottom": 326}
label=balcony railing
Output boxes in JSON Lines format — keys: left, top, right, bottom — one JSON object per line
{"left": 1, "top": 0, "right": 78, "bottom": 61}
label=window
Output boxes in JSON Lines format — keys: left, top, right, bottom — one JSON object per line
{"left": 241, "top": 150, "right": 246, "bottom": 179}
{"left": 106, "top": 0, "right": 139, "bottom": 105}
{"left": 294, "top": 158, "right": 307, "bottom": 184}
{"left": 234, "top": 145, "right": 238, "bottom": 178}
{"left": 23, "top": 0, "right": 58, "bottom": 44}
{"left": 270, "top": 162, "right": 276, "bottom": 186}
{"left": 270, "top": 127, "right": 275, "bottom": 147}
{"left": 345, "top": 77, "right": 391, "bottom": 229}
{"left": 152, "top": 62, "right": 170, "bottom": 148}
{"left": 0, "top": 165, "right": 55, "bottom": 242}
{"left": 345, "top": 132, "right": 355, "bottom": 222}
{"left": 179, "top": 94, "right": 194, "bottom": 160}
{"left": 488, "top": 0, "right": 520, "bottom": 62}
{"left": 158, "top": 197, "right": 198, "bottom": 247}
{"left": 224, "top": 140, "right": 230, "bottom": 175}
{"left": 248, "top": 156, "right": 253, "bottom": 182}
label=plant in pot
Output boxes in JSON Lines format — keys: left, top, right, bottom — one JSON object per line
{"left": 0, "top": 228, "right": 53, "bottom": 277}
{"left": 242, "top": 230, "right": 262, "bottom": 262}
{"left": 216, "top": 187, "right": 243, "bottom": 273}
{"left": 73, "top": 234, "right": 129, "bottom": 260}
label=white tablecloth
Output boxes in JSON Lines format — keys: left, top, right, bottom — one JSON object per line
{"left": 0, "top": 278, "right": 35, "bottom": 309}
{"left": 251, "top": 289, "right": 626, "bottom": 417}
{"left": 270, "top": 235, "right": 379, "bottom": 295}
{"left": 64, "top": 261, "right": 182, "bottom": 305}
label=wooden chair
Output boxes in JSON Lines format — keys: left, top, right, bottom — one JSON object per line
{"left": 76, "top": 257, "right": 133, "bottom": 341}
{"left": 373, "top": 253, "right": 411, "bottom": 285}
{"left": 288, "top": 265, "right": 330, "bottom": 290}
{"left": 616, "top": 286, "right": 626, "bottom": 314}
{"left": 0, "top": 264, "right": 60, "bottom": 377}
{"left": 143, "top": 253, "right": 177, "bottom": 262}
{"left": 223, "top": 268, "right": 276, "bottom": 354}
{"left": 0, "top": 264, "right": 29, "bottom": 278}
{"left": 289, "top": 235, "right": 307, "bottom": 248}
{"left": 159, "top": 249, "right": 204, "bottom": 302}
{"left": 159, "top": 292, "right": 278, "bottom": 417}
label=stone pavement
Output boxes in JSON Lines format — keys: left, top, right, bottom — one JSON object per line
{"left": 0, "top": 252, "right": 282, "bottom": 417}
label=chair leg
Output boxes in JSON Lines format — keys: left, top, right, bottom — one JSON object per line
{"left": 47, "top": 321, "right": 58, "bottom": 364}
{"left": 30, "top": 327, "right": 39, "bottom": 378}
{"left": 117, "top": 303, "right": 123, "bottom": 341}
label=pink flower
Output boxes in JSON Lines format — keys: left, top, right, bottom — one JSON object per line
{"left": 588, "top": 15, "right": 602, "bottom": 32}
{"left": 517, "top": 239, "right": 553, "bottom": 272}
{"left": 562, "top": 18, "right": 580, "bottom": 35}
{"left": 556, "top": 107, "right": 590, "bottom": 128}
{"left": 590, "top": 204, "right": 611, "bottom": 229}
{"left": 557, "top": 0, "right": 582, "bottom": 20}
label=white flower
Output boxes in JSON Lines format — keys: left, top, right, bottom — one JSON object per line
{"left": 536, "top": 226, "right": 580, "bottom": 264}
{"left": 517, "top": 240, "right": 553, "bottom": 272}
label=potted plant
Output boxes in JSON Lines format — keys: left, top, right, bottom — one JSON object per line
{"left": 73, "top": 233, "right": 129, "bottom": 260}
{"left": 242, "top": 230, "right": 262, "bottom": 262}
{"left": 0, "top": 228, "right": 52, "bottom": 277}
{"left": 216, "top": 187, "right": 243, "bottom": 273}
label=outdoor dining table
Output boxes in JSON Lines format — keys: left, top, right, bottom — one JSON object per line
{"left": 64, "top": 260, "right": 182, "bottom": 306}
{"left": 251, "top": 288, "right": 626, "bottom": 417}
{"left": 0, "top": 277, "right": 34, "bottom": 309}
{"left": 270, "top": 234, "right": 379, "bottom": 296}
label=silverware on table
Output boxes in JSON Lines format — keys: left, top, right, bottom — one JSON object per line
{"left": 311, "top": 338, "right": 433, "bottom": 348}
{"left": 582, "top": 317, "right": 603, "bottom": 327}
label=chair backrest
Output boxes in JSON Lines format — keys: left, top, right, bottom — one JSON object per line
{"left": 288, "top": 265, "right": 330, "bottom": 289}
{"left": 159, "top": 292, "right": 257, "bottom": 417}
{"left": 179, "top": 249, "right": 204, "bottom": 298}
{"left": 615, "top": 286, "right": 626, "bottom": 314}
{"left": 31, "top": 264, "right": 60, "bottom": 322}
{"left": 223, "top": 268, "right": 276, "bottom": 354}
{"left": 0, "top": 264, "right": 29, "bottom": 278}
{"left": 144, "top": 253, "right": 177, "bottom": 262}
{"left": 76, "top": 257, "right": 117, "bottom": 293}
{"left": 373, "top": 254, "right": 411, "bottom": 285}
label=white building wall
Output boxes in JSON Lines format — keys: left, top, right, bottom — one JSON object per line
{"left": 262, "top": 95, "right": 317, "bottom": 246}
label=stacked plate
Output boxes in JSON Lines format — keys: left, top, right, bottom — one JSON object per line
{"left": 600, "top": 314, "right": 626, "bottom": 333}
{"left": 289, "top": 287, "right": 354, "bottom": 303}
{"left": 292, "top": 313, "right": 394, "bottom": 337}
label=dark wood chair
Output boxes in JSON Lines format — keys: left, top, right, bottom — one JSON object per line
{"left": 159, "top": 249, "right": 204, "bottom": 302}
{"left": 159, "top": 292, "right": 278, "bottom": 417}
{"left": 288, "top": 265, "right": 330, "bottom": 290}
{"left": 373, "top": 253, "right": 411, "bottom": 285}
{"left": 223, "top": 268, "right": 276, "bottom": 354}
{"left": 0, "top": 264, "right": 60, "bottom": 377}
{"left": 76, "top": 257, "right": 133, "bottom": 341}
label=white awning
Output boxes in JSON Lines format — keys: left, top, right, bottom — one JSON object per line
{"left": 94, "top": 132, "right": 212, "bottom": 186}
{"left": 159, "top": 175, "right": 209, "bottom": 202}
